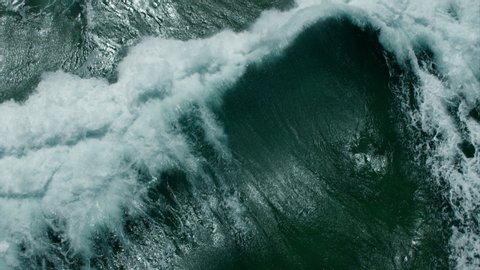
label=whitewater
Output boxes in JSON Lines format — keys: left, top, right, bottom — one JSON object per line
{"left": 0, "top": 0, "right": 478, "bottom": 268}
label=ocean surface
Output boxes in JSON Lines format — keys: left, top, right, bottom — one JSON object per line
{"left": 0, "top": 0, "right": 479, "bottom": 269}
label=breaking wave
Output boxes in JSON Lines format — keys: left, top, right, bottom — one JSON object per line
{"left": 0, "top": 0, "right": 478, "bottom": 269}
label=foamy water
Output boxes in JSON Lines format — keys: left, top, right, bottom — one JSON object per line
{"left": 0, "top": 0, "right": 478, "bottom": 268}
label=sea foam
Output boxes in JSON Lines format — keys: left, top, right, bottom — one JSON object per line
{"left": 0, "top": 0, "right": 478, "bottom": 268}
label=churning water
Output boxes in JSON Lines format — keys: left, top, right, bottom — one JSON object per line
{"left": 0, "top": 0, "right": 479, "bottom": 269}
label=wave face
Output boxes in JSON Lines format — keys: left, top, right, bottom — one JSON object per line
{"left": 0, "top": 0, "right": 479, "bottom": 269}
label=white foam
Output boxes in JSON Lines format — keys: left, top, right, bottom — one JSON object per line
{"left": 0, "top": 0, "right": 478, "bottom": 268}
{"left": 0, "top": 241, "right": 8, "bottom": 254}
{"left": 0, "top": 0, "right": 24, "bottom": 12}
{"left": 0, "top": 3, "right": 342, "bottom": 267}
{"left": 302, "top": 0, "right": 480, "bottom": 267}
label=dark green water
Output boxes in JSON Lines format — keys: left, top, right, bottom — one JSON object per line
{"left": 122, "top": 18, "right": 449, "bottom": 270}
{"left": 1, "top": 2, "right": 463, "bottom": 269}
{"left": 205, "top": 18, "right": 449, "bottom": 269}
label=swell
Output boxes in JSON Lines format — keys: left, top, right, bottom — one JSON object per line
{"left": 204, "top": 17, "right": 449, "bottom": 269}
{"left": 94, "top": 18, "right": 449, "bottom": 269}
{"left": 0, "top": 1, "right": 478, "bottom": 269}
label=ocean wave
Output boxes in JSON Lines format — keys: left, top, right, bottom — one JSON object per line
{"left": 0, "top": 0, "right": 478, "bottom": 268}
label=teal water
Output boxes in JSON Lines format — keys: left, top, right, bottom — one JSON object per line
{"left": 204, "top": 18, "right": 450, "bottom": 269}
{"left": 115, "top": 18, "right": 450, "bottom": 270}
{"left": 1, "top": 1, "right": 478, "bottom": 269}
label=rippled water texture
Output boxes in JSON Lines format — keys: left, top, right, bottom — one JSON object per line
{"left": 0, "top": 0, "right": 479, "bottom": 269}
{"left": 0, "top": 0, "right": 292, "bottom": 101}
